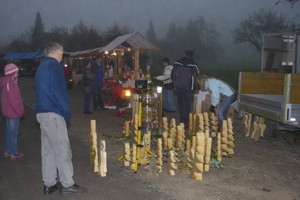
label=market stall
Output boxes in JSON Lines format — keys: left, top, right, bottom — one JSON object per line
{"left": 70, "top": 32, "right": 161, "bottom": 114}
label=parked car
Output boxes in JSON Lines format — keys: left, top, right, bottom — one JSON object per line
{"left": 19, "top": 63, "right": 37, "bottom": 77}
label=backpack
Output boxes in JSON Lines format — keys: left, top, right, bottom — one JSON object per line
{"left": 173, "top": 64, "right": 193, "bottom": 89}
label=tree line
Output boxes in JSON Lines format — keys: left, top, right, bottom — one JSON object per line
{"left": 1, "top": 6, "right": 298, "bottom": 66}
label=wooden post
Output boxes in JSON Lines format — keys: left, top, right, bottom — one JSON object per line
{"left": 131, "top": 144, "right": 137, "bottom": 170}
{"left": 134, "top": 48, "right": 140, "bottom": 80}
{"left": 227, "top": 118, "right": 235, "bottom": 154}
{"left": 90, "top": 120, "right": 99, "bottom": 172}
{"left": 168, "top": 150, "right": 178, "bottom": 175}
{"left": 99, "top": 140, "right": 107, "bottom": 177}
{"left": 217, "top": 132, "right": 222, "bottom": 162}
{"left": 193, "top": 132, "right": 205, "bottom": 180}
{"left": 209, "top": 113, "right": 218, "bottom": 137}
{"left": 123, "top": 143, "right": 131, "bottom": 167}
{"left": 162, "top": 131, "right": 168, "bottom": 149}
{"left": 122, "top": 121, "right": 131, "bottom": 137}
{"left": 156, "top": 138, "right": 163, "bottom": 173}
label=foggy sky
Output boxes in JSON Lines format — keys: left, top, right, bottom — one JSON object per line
{"left": 0, "top": 0, "right": 298, "bottom": 47}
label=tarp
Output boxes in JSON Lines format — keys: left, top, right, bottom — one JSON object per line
{"left": 102, "top": 32, "right": 159, "bottom": 52}
{"left": 70, "top": 32, "right": 159, "bottom": 57}
{"left": 0, "top": 52, "right": 44, "bottom": 60}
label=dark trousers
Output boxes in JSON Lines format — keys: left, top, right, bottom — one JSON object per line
{"left": 92, "top": 86, "right": 104, "bottom": 110}
{"left": 176, "top": 88, "right": 193, "bottom": 127}
{"left": 83, "top": 92, "right": 92, "bottom": 112}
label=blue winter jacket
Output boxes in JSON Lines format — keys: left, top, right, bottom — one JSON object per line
{"left": 92, "top": 62, "right": 104, "bottom": 87}
{"left": 35, "top": 57, "right": 71, "bottom": 121}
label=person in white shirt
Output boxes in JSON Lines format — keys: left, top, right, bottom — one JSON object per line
{"left": 197, "top": 74, "right": 235, "bottom": 131}
{"left": 154, "top": 57, "right": 176, "bottom": 112}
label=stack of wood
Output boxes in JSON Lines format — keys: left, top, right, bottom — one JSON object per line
{"left": 133, "top": 114, "right": 138, "bottom": 143}
{"left": 90, "top": 120, "right": 99, "bottom": 172}
{"left": 203, "top": 112, "right": 210, "bottom": 132}
{"left": 198, "top": 113, "right": 205, "bottom": 132}
{"left": 123, "top": 143, "right": 131, "bottom": 167}
{"left": 122, "top": 120, "right": 131, "bottom": 137}
{"left": 221, "top": 120, "right": 232, "bottom": 156}
{"left": 131, "top": 144, "right": 137, "bottom": 170}
{"left": 189, "top": 113, "right": 194, "bottom": 132}
{"left": 227, "top": 118, "right": 235, "bottom": 154}
{"left": 168, "top": 150, "right": 178, "bottom": 176}
{"left": 176, "top": 124, "right": 184, "bottom": 151}
{"left": 193, "top": 132, "right": 205, "bottom": 180}
{"left": 169, "top": 118, "right": 177, "bottom": 148}
{"left": 209, "top": 113, "right": 218, "bottom": 137}
{"left": 163, "top": 117, "right": 169, "bottom": 131}
{"left": 156, "top": 138, "right": 163, "bottom": 173}
{"left": 140, "top": 131, "right": 151, "bottom": 163}
{"left": 162, "top": 131, "right": 168, "bottom": 149}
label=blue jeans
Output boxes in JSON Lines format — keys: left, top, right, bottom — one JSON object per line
{"left": 83, "top": 92, "right": 92, "bottom": 112}
{"left": 218, "top": 94, "right": 235, "bottom": 131}
{"left": 4, "top": 118, "right": 20, "bottom": 154}
{"left": 163, "top": 89, "right": 176, "bottom": 111}
{"left": 176, "top": 88, "right": 193, "bottom": 127}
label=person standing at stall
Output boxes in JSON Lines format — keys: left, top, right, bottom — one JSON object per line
{"left": 0, "top": 63, "right": 24, "bottom": 159}
{"left": 197, "top": 74, "right": 235, "bottom": 131}
{"left": 82, "top": 61, "right": 94, "bottom": 114}
{"left": 35, "top": 42, "right": 86, "bottom": 195}
{"left": 154, "top": 57, "right": 176, "bottom": 112}
{"left": 172, "top": 50, "right": 199, "bottom": 128}
{"left": 91, "top": 56, "right": 106, "bottom": 111}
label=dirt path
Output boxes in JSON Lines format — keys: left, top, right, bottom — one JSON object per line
{"left": 19, "top": 78, "right": 300, "bottom": 200}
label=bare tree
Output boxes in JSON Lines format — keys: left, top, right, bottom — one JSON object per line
{"left": 69, "top": 20, "right": 103, "bottom": 51}
{"left": 103, "top": 22, "right": 131, "bottom": 44}
{"left": 275, "top": 0, "right": 300, "bottom": 7}
{"left": 232, "top": 9, "right": 289, "bottom": 52}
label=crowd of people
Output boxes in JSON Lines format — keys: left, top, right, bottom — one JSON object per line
{"left": 0, "top": 42, "right": 235, "bottom": 196}
{"left": 155, "top": 49, "right": 235, "bottom": 131}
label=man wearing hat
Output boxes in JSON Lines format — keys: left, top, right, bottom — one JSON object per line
{"left": 0, "top": 63, "right": 24, "bottom": 159}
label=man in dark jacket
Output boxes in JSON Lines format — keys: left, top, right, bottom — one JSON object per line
{"left": 172, "top": 50, "right": 199, "bottom": 128}
{"left": 35, "top": 42, "right": 86, "bottom": 195}
{"left": 91, "top": 56, "right": 106, "bottom": 111}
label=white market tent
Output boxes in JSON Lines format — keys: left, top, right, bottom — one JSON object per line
{"left": 71, "top": 32, "right": 159, "bottom": 78}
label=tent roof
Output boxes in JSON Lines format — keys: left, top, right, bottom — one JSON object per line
{"left": 71, "top": 32, "right": 159, "bottom": 57}
{"left": 1, "top": 52, "right": 44, "bottom": 60}
{"left": 102, "top": 32, "right": 159, "bottom": 52}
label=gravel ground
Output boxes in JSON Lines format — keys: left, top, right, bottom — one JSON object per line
{"left": 19, "top": 77, "right": 300, "bottom": 200}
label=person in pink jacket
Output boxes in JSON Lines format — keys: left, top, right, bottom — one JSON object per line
{"left": 0, "top": 63, "right": 24, "bottom": 159}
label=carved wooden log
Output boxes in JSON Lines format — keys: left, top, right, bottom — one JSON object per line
{"left": 99, "top": 140, "right": 107, "bottom": 177}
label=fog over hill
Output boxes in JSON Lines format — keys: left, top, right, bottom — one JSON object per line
{"left": 0, "top": 0, "right": 298, "bottom": 60}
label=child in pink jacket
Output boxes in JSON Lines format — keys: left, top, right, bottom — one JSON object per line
{"left": 0, "top": 63, "right": 24, "bottom": 159}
